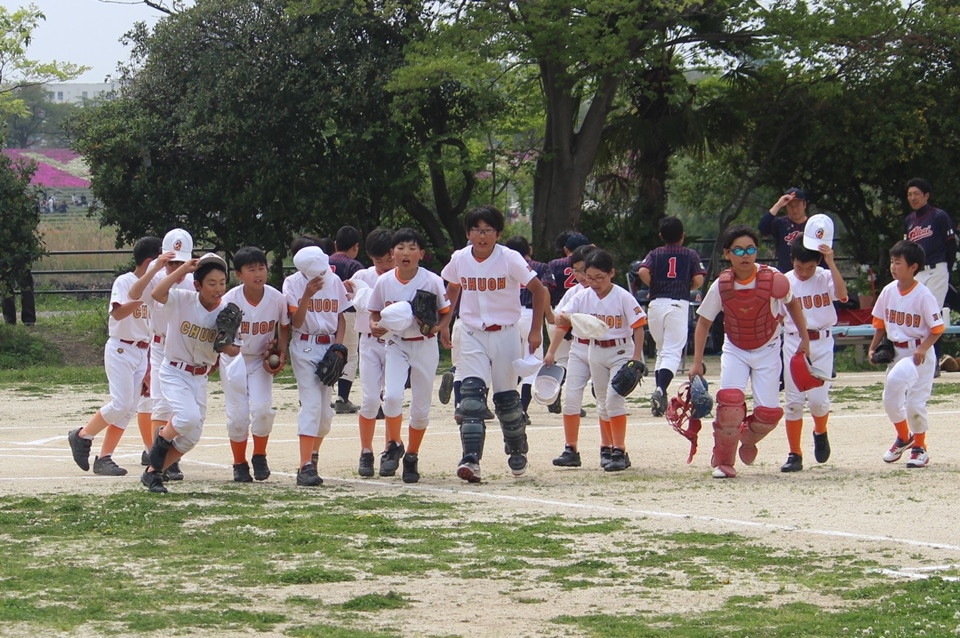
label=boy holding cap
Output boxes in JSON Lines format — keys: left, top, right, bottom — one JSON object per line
{"left": 760, "top": 187, "right": 810, "bottom": 272}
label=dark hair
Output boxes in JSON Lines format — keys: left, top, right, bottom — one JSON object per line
{"left": 335, "top": 226, "right": 362, "bottom": 252}
{"left": 133, "top": 236, "right": 162, "bottom": 266}
{"left": 504, "top": 235, "right": 531, "bottom": 256}
{"left": 196, "top": 261, "right": 227, "bottom": 284}
{"left": 890, "top": 239, "right": 925, "bottom": 271}
{"left": 570, "top": 244, "right": 597, "bottom": 266}
{"left": 555, "top": 230, "right": 574, "bottom": 255}
{"left": 659, "top": 217, "right": 684, "bottom": 244}
{"left": 365, "top": 228, "right": 395, "bottom": 258}
{"left": 233, "top": 246, "right": 267, "bottom": 271}
{"left": 393, "top": 227, "right": 426, "bottom": 250}
{"left": 584, "top": 249, "right": 615, "bottom": 274}
{"left": 722, "top": 224, "right": 760, "bottom": 250}
{"left": 318, "top": 237, "right": 336, "bottom": 255}
{"left": 906, "top": 178, "right": 932, "bottom": 195}
{"left": 290, "top": 234, "right": 323, "bottom": 257}
{"left": 790, "top": 241, "right": 820, "bottom": 264}
{"left": 463, "top": 205, "right": 504, "bottom": 234}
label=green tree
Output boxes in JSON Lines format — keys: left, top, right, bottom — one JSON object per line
{"left": 4, "top": 84, "right": 79, "bottom": 148}
{"left": 0, "top": 153, "right": 42, "bottom": 304}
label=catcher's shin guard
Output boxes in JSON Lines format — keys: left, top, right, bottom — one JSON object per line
{"left": 460, "top": 377, "right": 489, "bottom": 421}
{"left": 712, "top": 389, "right": 746, "bottom": 478}
{"left": 460, "top": 419, "right": 486, "bottom": 460}
{"left": 494, "top": 390, "right": 528, "bottom": 455}
{"left": 738, "top": 406, "right": 784, "bottom": 465}
{"left": 148, "top": 430, "right": 174, "bottom": 472}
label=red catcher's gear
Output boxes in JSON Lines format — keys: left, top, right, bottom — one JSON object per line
{"left": 718, "top": 266, "right": 789, "bottom": 350}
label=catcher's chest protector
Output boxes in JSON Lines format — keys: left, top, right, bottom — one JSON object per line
{"left": 718, "top": 267, "right": 784, "bottom": 350}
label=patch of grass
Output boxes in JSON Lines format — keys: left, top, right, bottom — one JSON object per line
{"left": 830, "top": 382, "right": 884, "bottom": 404}
{"left": 337, "top": 591, "right": 411, "bottom": 611}
{"left": 0, "top": 365, "right": 107, "bottom": 387}
{"left": 0, "top": 323, "right": 62, "bottom": 368}
{"left": 288, "top": 623, "right": 399, "bottom": 638}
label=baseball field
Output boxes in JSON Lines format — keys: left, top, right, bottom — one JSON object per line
{"left": 2, "top": 369, "right": 960, "bottom": 637}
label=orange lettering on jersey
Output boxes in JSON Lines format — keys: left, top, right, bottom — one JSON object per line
{"left": 199, "top": 327, "right": 215, "bottom": 342}
{"left": 886, "top": 309, "right": 924, "bottom": 328}
{"left": 307, "top": 298, "right": 339, "bottom": 313}
{"left": 133, "top": 304, "right": 148, "bottom": 319}
{"left": 596, "top": 314, "right": 623, "bottom": 329}
{"left": 460, "top": 277, "right": 507, "bottom": 292}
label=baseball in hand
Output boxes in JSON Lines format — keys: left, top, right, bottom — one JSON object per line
{"left": 267, "top": 354, "right": 281, "bottom": 368}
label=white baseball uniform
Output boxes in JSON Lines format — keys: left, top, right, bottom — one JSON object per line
{"left": 156, "top": 288, "right": 222, "bottom": 454}
{"left": 220, "top": 284, "right": 289, "bottom": 442}
{"left": 369, "top": 267, "right": 451, "bottom": 429}
{"left": 101, "top": 272, "right": 153, "bottom": 430}
{"left": 557, "top": 283, "right": 592, "bottom": 416}
{"left": 441, "top": 244, "right": 536, "bottom": 393}
{"left": 351, "top": 266, "right": 388, "bottom": 420}
{"left": 138, "top": 272, "right": 194, "bottom": 420}
{"left": 698, "top": 265, "right": 791, "bottom": 408}
{"left": 561, "top": 284, "right": 646, "bottom": 420}
{"left": 782, "top": 267, "right": 844, "bottom": 420}
{"left": 872, "top": 280, "right": 945, "bottom": 434}
{"left": 282, "top": 271, "right": 348, "bottom": 438}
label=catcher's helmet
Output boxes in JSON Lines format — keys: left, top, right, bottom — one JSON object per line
{"left": 789, "top": 352, "right": 825, "bottom": 392}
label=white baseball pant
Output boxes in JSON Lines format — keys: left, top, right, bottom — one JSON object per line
{"left": 783, "top": 332, "right": 834, "bottom": 420}
{"left": 648, "top": 298, "right": 689, "bottom": 375}
{"left": 358, "top": 334, "right": 387, "bottom": 420}
{"left": 719, "top": 335, "right": 782, "bottom": 408}
{"left": 383, "top": 336, "right": 439, "bottom": 430}
{"left": 562, "top": 340, "right": 591, "bottom": 416}
{"left": 588, "top": 341, "right": 632, "bottom": 421}
{"left": 290, "top": 338, "right": 335, "bottom": 438}
{"left": 916, "top": 263, "right": 948, "bottom": 309}
{"left": 159, "top": 363, "right": 208, "bottom": 454}
{"left": 882, "top": 347, "right": 934, "bottom": 434}
{"left": 101, "top": 337, "right": 149, "bottom": 430}
{"left": 518, "top": 307, "right": 544, "bottom": 384}
{"left": 451, "top": 320, "right": 462, "bottom": 380}
{"left": 340, "top": 312, "right": 360, "bottom": 382}
{"left": 459, "top": 323, "right": 522, "bottom": 393}
{"left": 222, "top": 353, "right": 277, "bottom": 442}
{"left": 150, "top": 337, "right": 176, "bottom": 422}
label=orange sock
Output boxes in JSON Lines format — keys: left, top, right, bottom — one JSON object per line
{"left": 562, "top": 414, "right": 581, "bottom": 450}
{"left": 812, "top": 414, "right": 829, "bottom": 434}
{"left": 99, "top": 424, "right": 125, "bottom": 457}
{"left": 358, "top": 416, "right": 376, "bottom": 452}
{"left": 230, "top": 439, "right": 247, "bottom": 464}
{"left": 385, "top": 415, "right": 403, "bottom": 446}
{"left": 609, "top": 414, "right": 627, "bottom": 450}
{"left": 408, "top": 426, "right": 426, "bottom": 454}
{"left": 137, "top": 412, "right": 153, "bottom": 449}
{"left": 913, "top": 432, "right": 926, "bottom": 449}
{"left": 252, "top": 435, "right": 268, "bottom": 456}
{"left": 599, "top": 418, "right": 612, "bottom": 447}
{"left": 299, "top": 435, "right": 317, "bottom": 467}
{"left": 894, "top": 419, "right": 910, "bottom": 441}
{"left": 785, "top": 419, "right": 803, "bottom": 455}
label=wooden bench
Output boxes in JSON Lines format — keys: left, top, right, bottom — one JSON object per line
{"left": 832, "top": 324, "right": 960, "bottom": 363}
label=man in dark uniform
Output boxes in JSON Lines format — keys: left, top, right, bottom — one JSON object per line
{"left": 759, "top": 187, "right": 809, "bottom": 273}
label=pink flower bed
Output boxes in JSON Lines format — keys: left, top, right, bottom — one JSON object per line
{"left": 2, "top": 148, "right": 91, "bottom": 188}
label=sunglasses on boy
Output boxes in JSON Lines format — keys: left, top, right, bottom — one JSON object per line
{"left": 729, "top": 246, "right": 758, "bottom": 257}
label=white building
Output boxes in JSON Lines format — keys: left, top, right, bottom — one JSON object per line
{"left": 44, "top": 82, "right": 119, "bottom": 104}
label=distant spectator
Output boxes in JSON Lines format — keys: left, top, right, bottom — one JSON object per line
{"left": 3, "top": 269, "right": 36, "bottom": 327}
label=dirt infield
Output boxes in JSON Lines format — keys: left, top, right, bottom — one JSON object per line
{"left": 3, "top": 370, "right": 960, "bottom": 635}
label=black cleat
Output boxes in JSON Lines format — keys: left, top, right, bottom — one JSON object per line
{"left": 296, "top": 462, "right": 323, "bottom": 486}
{"left": 379, "top": 440, "right": 405, "bottom": 477}
{"left": 402, "top": 453, "right": 420, "bottom": 483}
{"left": 67, "top": 428, "right": 92, "bottom": 471}
{"left": 233, "top": 462, "right": 253, "bottom": 483}
{"left": 547, "top": 394, "right": 562, "bottom": 414}
{"left": 163, "top": 461, "right": 184, "bottom": 481}
{"left": 358, "top": 451, "right": 375, "bottom": 478}
{"left": 780, "top": 453, "right": 803, "bottom": 473}
{"left": 813, "top": 432, "right": 831, "bottom": 464}
{"left": 439, "top": 370, "right": 455, "bottom": 405}
{"left": 93, "top": 455, "right": 127, "bottom": 476}
{"left": 251, "top": 454, "right": 270, "bottom": 481}
{"left": 457, "top": 454, "right": 481, "bottom": 483}
{"left": 508, "top": 452, "right": 528, "bottom": 477}
{"left": 141, "top": 469, "right": 167, "bottom": 493}
{"left": 141, "top": 450, "right": 150, "bottom": 466}
{"left": 599, "top": 446, "right": 613, "bottom": 469}
{"left": 604, "top": 447, "right": 629, "bottom": 472}
{"left": 552, "top": 445, "right": 582, "bottom": 467}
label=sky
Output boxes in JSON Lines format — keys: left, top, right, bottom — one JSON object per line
{"left": 21, "top": 0, "right": 188, "bottom": 84}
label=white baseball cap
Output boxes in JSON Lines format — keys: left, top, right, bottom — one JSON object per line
{"left": 293, "top": 246, "right": 330, "bottom": 279}
{"left": 162, "top": 228, "right": 194, "bottom": 262}
{"left": 196, "top": 252, "right": 228, "bottom": 271}
{"left": 377, "top": 301, "right": 415, "bottom": 332}
{"left": 802, "top": 214, "right": 835, "bottom": 250}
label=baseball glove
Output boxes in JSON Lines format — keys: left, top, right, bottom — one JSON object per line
{"left": 315, "top": 343, "right": 348, "bottom": 386}
{"left": 412, "top": 289, "right": 439, "bottom": 337}
{"left": 611, "top": 359, "right": 645, "bottom": 397}
{"left": 940, "top": 354, "right": 960, "bottom": 373}
{"left": 213, "top": 302, "right": 243, "bottom": 353}
{"left": 870, "top": 337, "right": 895, "bottom": 365}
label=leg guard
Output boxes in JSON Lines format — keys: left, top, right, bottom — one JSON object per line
{"left": 148, "top": 430, "right": 173, "bottom": 472}
{"left": 712, "top": 389, "right": 746, "bottom": 478}
{"left": 494, "top": 390, "right": 527, "bottom": 455}
{"left": 460, "top": 377, "right": 489, "bottom": 421}
{"left": 460, "top": 419, "right": 486, "bottom": 460}
{"left": 739, "top": 406, "right": 784, "bottom": 465}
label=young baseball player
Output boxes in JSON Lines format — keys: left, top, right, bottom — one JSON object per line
{"left": 441, "top": 205, "right": 547, "bottom": 481}
{"left": 346, "top": 228, "right": 395, "bottom": 477}
{"left": 282, "top": 240, "right": 348, "bottom": 487}
{"left": 505, "top": 235, "right": 548, "bottom": 423}
{"left": 368, "top": 228, "right": 452, "bottom": 483}
{"left": 140, "top": 253, "right": 240, "bottom": 493}
{"left": 544, "top": 249, "right": 646, "bottom": 472}
{"left": 220, "top": 246, "right": 290, "bottom": 482}
{"left": 869, "top": 239, "right": 944, "bottom": 468}
{"left": 637, "top": 217, "right": 706, "bottom": 417}
{"left": 689, "top": 225, "right": 811, "bottom": 479}
{"left": 68, "top": 237, "right": 163, "bottom": 476}
{"left": 780, "top": 230, "right": 848, "bottom": 473}
{"left": 329, "top": 226, "right": 365, "bottom": 414}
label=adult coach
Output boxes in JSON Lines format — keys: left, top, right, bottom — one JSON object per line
{"left": 905, "top": 178, "right": 955, "bottom": 310}
{"left": 759, "top": 187, "right": 809, "bottom": 272}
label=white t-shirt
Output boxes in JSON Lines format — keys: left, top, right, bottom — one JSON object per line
{"left": 368, "top": 267, "right": 452, "bottom": 340}
{"left": 783, "top": 267, "right": 845, "bottom": 332}
{"left": 157, "top": 288, "right": 221, "bottom": 366}
{"left": 109, "top": 272, "right": 152, "bottom": 342}
{"left": 872, "top": 280, "right": 945, "bottom": 343}
{"left": 560, "top": 284, "right": 647, "bottom": 340}
{"left": 282, "top": 271, "right": 348, "bottom": 336}
{"left": 441, "top": 244, "right": 536, "bottom": 329}
{"left": 221, "top": 284, "right": 289, "bottom": 355}
{"left": 698, "top": 265, "right": 792, "bottom": 322}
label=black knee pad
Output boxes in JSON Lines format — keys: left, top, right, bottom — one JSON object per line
{"left": 460, "top": 377, "right": 489, "bottom": 421}
{"left": 460, "top": 417, "right": 486, "bottom": 460}
{"left": 494, "top": 390, "right": 527, "bottom": 454}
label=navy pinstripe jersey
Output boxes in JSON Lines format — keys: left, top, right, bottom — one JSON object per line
{"left": 329, "top": 252, "right": 364, "bottom": 281}
{"left": 759, "top": 213, "right": 806, "bottom": 272}
{"left": 541, "top": 257, "right": 575, "bottom": 307}
{"left": 638, "top": 245, "right": 706, "bottom": 301}
{"left": 905, "top": 205, "right": 955, "bottom": 266}
{"left": 520, "top": 260, "right": 547, "bottom": 308}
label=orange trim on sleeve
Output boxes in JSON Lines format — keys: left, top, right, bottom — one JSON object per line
{"left": 439, "top": 306, "right": 452, "bottom": 315}
{"left": 631, "top": 317, "right": 648, "bottom": 329}
{"left": 932, "top": 324, "right": 946, "bottom": 335}
{"left": 837, "top": 296, "right": 849, "bottom": 303}
{"left": 288, "top": 304, "right": 299, "bottom": 315}
{"left": 872, "top": 317, "right": 885, "bottom": 329}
